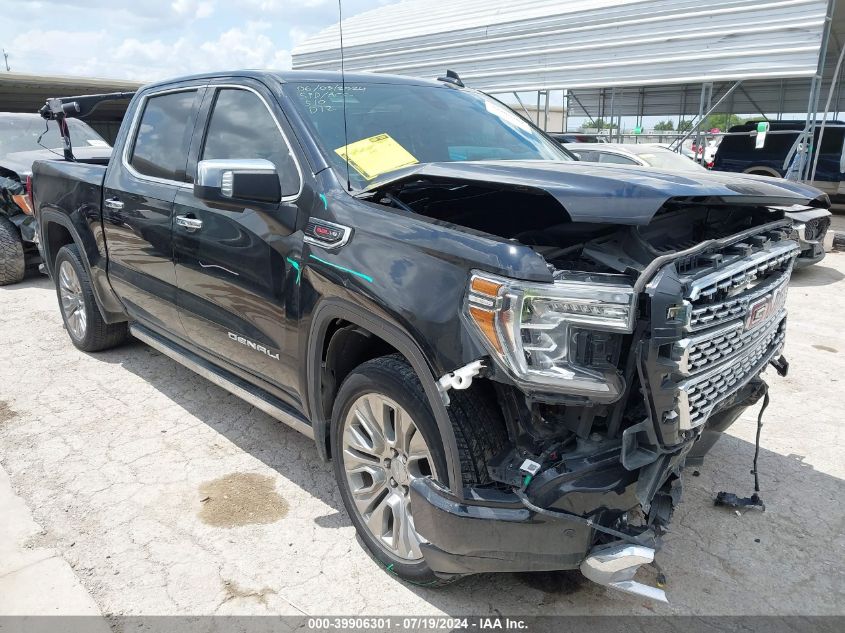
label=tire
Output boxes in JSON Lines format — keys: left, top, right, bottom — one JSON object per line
{"left": 331, "top": 353, "right": 507, "bottom": 587}
{"left": 0, "top": 216, "right": 25, "bottom": 286}
{"left": 745, "top": 168, "right": 777, "bottom": 178}
{"left": 54, "top": 244, "right": 128, "bottom": 352}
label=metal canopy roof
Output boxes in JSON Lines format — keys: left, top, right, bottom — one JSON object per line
{"left": 293, "top": 0, "right": 836, "bottom": 116}
{"left": 0, "top": 72, "right": 141, "bottom": 120}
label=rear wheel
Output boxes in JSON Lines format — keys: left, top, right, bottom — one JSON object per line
{"left": 54, "top": 244, "right": 128, "bottom": 352}
{"left": 0, "top": 216, "right": 25, "bottom": 286}
{"left": 331, "top": 354, "right": 507, "bottom": 586}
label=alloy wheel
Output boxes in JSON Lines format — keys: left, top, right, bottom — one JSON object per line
{"left": 341, "top": 393, "right": 437, "bottom": 561}
{"left": 59, "top": 260, "right": 87, "bottom": 340}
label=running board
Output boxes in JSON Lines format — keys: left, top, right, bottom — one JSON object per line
{"left": 130, "top": 324, "right": 314, "bottom": 439}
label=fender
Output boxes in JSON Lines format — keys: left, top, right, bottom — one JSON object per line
{"left": 38, "top": 208, "right": 128, "bottom": 323}
{"left": 306, "top": 297, "right": 464, "bottom": 497}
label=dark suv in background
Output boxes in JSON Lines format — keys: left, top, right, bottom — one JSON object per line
{"left": 712, "top": 120, "right": 844, "bottom": 192}
{"left": 711, "top": 120, "right": 837, "bottom": 265}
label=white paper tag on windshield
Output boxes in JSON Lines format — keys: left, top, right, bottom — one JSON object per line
{"left": 87, "top": 139, "right": 109, "bottom": 147}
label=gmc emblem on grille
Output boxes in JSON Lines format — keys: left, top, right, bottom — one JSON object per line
{"left": 745, "top": 295, "right": 772, "bottom": 331}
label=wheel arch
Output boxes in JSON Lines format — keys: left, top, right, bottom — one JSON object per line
{"left": 38, "top": 210, "right": 127, "bottom": 323}
{"left": 306, "top": 298, "right": 463, "bottom": 495}
{"left": 743, "top": 166, "right": 782, "bottom": 178}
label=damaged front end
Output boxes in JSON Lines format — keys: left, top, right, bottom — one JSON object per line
{"left": 411, "top": 200, "right": 801, "bottom": 601}
{"left": 0, "top": 171, "right": 37, "bottom": 243}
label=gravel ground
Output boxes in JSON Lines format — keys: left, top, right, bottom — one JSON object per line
{"left": 0, "top": 253, "right": 843, "bottom": 617}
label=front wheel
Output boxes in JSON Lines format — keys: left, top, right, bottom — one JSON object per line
{"left": 331, "top": 354, "right": 507, "bottom": 586}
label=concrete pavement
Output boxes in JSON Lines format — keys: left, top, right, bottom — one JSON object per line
{"left": 0, "top": 255, "right": 843, "bottom": 617}
{"left": 0, "top": 463, "right": 107, "bottom": 626}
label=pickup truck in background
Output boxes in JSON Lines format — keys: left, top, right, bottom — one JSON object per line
{"left": 0, "top": 113, "right": 112, "bottom": 285}
{"left": 32, "top": 70, "right": 827, "bottom": 600}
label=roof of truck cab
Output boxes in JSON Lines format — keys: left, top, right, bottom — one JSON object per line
{"left": 139, "top": 69, "right": 448, "bottom": 92}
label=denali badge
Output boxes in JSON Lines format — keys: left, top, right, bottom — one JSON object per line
{"left": 745, "top": 295, "right": 772, "bottom": 331}
{"left": 228, "top": 332, "right": 280, "bottom": 360}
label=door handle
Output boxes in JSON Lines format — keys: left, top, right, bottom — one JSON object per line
{"left": 175, "top": 215, "right": 203, "bottom": 232}
{"left": 104, "top": 197, "right": 124, "bottom": 210}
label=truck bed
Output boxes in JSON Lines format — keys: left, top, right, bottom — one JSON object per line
{"left": 32, "top": 159, "right": 106, "bottom": 220}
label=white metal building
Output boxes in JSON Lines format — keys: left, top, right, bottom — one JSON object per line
{"left": 293, "top": 0, "right": 842, "bottom": 179}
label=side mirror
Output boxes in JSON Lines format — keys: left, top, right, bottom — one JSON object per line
{"left": 194, "top": 159, "right": 281, "bottom": 205}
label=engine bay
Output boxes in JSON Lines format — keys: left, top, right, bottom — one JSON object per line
{"left": 367, "top": 177, "right": 789, "bottom": 277}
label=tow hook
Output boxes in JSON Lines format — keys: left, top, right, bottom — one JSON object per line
{"left": 437, "top": 360, "right": 485, "bottom": 405}
{"left": 580, "top": 543, "right": 669, "bottom": 603}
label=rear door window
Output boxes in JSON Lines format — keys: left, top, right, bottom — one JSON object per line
{"left": 129, "top": 90, "right": 197, "bottom": 182}
{"left": 201, "top": 88, "right": 300, "bottom": 197}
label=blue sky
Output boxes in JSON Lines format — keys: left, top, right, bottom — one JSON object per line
{"left": 1, "top": 0, "right": 387, "bottom": 80}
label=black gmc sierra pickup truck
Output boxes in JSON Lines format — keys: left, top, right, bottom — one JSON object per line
{"left": 32, "top": 70, "right": 826, "bottom": 600}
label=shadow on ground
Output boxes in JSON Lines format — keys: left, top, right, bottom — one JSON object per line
{"left": 86, "top": 336, "right": 845, "bottom": 616}
{"left": 789, "top": 260, "right": 845, "bottom": 287}
{"left": 1, "top": 273, "right": 52, "bottom": 292}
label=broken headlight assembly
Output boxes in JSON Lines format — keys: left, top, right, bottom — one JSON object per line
{"left": 464, "top": 271, "right": 635, "bottom": 401}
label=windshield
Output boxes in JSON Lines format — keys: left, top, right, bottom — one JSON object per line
{"left": 629, "top": 147, "right": 704, "bottom": 172}
{"left": 285, "top": 82, "right": 571, "bottom": 188}
{"left": 0, "top": 117, "right": 109, "bottom": 157}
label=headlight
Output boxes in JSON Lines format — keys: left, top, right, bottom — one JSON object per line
{"left": 464, "top": 271, "right": 635, "bottom": 399}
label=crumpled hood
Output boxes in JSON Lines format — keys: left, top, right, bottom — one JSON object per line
{"left": 366, "top": 160, "right": 828, "bottom": 224}
{"left": 0, "top": 146, "right": 112, "bottom": 178}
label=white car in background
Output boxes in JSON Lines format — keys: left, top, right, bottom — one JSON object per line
{"left": 564, "top": 143, "right": 704, "bottom": 171}
{"left": 564, "top": 142, "right": 831, "bottom": 267}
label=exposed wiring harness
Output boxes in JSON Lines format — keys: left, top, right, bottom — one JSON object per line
{"left": 715, "top": 382, "right": 770, "bottom": 512}
{"left": 511, "top": 442, "right": 658, "bottom": 548}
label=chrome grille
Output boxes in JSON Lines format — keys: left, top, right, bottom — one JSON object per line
{"left": 649, "top": 234, "right": 798, "bottom": 435}
{"left": 687, "top": 270, "right": 790, "bottom": 331}
{"left": 674, "top": 307, "right": 786, "bottom": 376}
{"left": 685, "top": 240, "right": 798, "bottom": 303}
{"left": 676, "top": 318, "right": 787, "bottom": 430}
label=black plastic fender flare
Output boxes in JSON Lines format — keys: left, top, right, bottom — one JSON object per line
{"left": 38, "top": 208, "right": 127, "bottom": 323}
{"left": 306, "top": 297, "right": 464, "bottom": 497}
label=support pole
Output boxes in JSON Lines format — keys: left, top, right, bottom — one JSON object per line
{"left": 672, "top": 81, "right": 742, "bottom": 152}
{"left": 609, "top": 87, "right": 616, "bottom": 141}
{"left": 562, "top": 89, "right": 568, "bottom": 133}
{"left": 513, "top": 92, "right": 532, "bottom": 121}
{"left": 568, "top": 91, "right": 593, "bottom": 127}
{"left": 738, "top": 85, "right": 768, "bottom": 121}
{"left": 811, "top": 35, "right": 845, "bottom": 181}
{"left": 543, "top": 90, "right": 550, "bottom": 131}
{"left": 800, "top": 0, "right": 835, "bottom": 181}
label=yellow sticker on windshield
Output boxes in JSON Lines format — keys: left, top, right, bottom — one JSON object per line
{"left": 335, "top": 133, "right": 418, "bottom": 180}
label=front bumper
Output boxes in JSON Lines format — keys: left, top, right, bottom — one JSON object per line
{"left": 795, "top": 241, "right": 825, "bottom": 268}
{"left": 411, "top": 441, "right": 682, "bottom": 577}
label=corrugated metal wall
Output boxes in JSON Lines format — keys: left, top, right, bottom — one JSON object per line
{"left": 293, "top": 0, "right": 832, "bottom": 115}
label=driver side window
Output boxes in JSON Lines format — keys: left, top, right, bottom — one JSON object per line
{"left": 202, "top": 88, "right": 300, "bottom": 197}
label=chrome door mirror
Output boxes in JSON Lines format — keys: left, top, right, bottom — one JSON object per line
{"left": 195, "top": 159, "right": 281, "bottom": 205}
